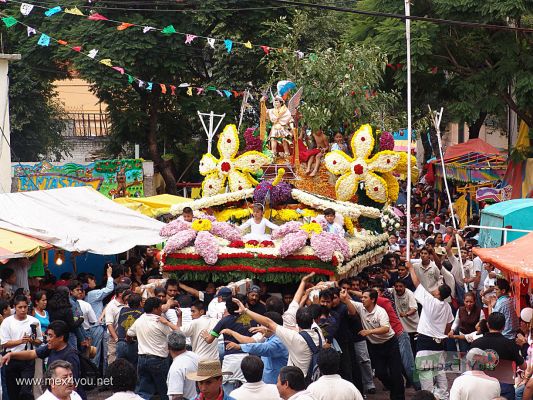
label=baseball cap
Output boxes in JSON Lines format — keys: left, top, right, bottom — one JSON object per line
{"left": 249, "top": 285, "right": 261, "bottom": 294}
{"left": 216, "top": 287, "right": 232, "bottom": 298}
{"left": 434, "top": 246, "right": 446, "bottom": 256}
{"left": 521, "top": 308, "right": 533, "bottom": 323}
{"left": 434, "top": 217, "right": 442, "bottom": 223}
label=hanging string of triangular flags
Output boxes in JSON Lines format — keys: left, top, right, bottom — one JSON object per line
{"left": 0, "top": 12, "right": 255, "bottom": 99}
{"left": 2, "top": 0, "right": 306, "bottom": 59}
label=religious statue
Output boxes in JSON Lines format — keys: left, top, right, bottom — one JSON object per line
{"left": 261, "top": 95, "right": 294, "bottom": 158}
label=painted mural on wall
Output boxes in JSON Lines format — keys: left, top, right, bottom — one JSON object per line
{"left": 13, "top": 159, "right": 144, "bottom": 198}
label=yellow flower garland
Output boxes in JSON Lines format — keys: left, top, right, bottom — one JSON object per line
{"left": 344, "top": 217, "right": 355, "bottom": 236}
{"left": 301, "top": 222, "right": 323, "bottom": 236}
{"left": 192, "top": 219, "right": 213, "bottom": 232}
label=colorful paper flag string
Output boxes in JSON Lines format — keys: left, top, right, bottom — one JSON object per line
{"left": 185, "top": 34, "right": 197, "bottom": 44}
{"left": 162, "top": 25, "right": 176, "bottom": 35}
{"left": 44, "top": 6, "right": 61, "bottom": 17}
{"left": 224, "top": 39, "right": 233, "bottom": 53}
{"left": 37, "top": 33, "right": 50, "bottom": 46}
{"left": 2, "top": 16, "right": 17, "bottom": 27}
{"left": 20, "top": 3, "right": 34, "bottom": 16}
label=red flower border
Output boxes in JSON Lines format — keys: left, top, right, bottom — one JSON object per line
{"left": 163, "top": 264, "right": 334, "bottom": 276}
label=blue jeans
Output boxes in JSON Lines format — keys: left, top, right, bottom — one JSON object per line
{"left": 500, "top": 383, "right": 516, "bottom": 400}
{"left": 1, "top": 365, "right": 9, "bottom": 400}
{"left": 398, "top": 332, "right": 420, "bottom": 390}
{"left": 136, "top": 355, "right": 170, "bottom": 400}
{"left": 87, "top": 325, "right": 106, "bottom": 371}
{"left": 116, "top": 340, "right": 138, "bottom": 367}
{"left": 516, "top": 384, "right": 525, "bottom": 400}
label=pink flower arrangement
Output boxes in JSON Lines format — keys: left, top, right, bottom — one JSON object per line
{"left": 160, "top": 219, "right": 191, "bottom": 237}
{"left": 280, "top": 230, "right": 308, "bottom": 258}
{"left": 272, "top": 221, "right": 302, "bottom": 239}
{"left": 163, "top": 229, "right": 197, "bottom": 253}
{"left": 379, "top": 131, "right": 395, "bottom": 151}
{"left": 310, "top": 232, "right": 351, "bottom": 262}
{"left": 210, "top": 221, "right": 242, "bottom": 242}
{"left": 195, "top": 231, "right": 219, "bottom": 265}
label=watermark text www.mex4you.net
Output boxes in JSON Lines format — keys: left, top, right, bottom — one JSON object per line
{"left": 15, "top": 377, "right": 113, "bottom": 387}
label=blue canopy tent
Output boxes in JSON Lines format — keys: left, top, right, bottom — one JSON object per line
{"left": 479, "top": 199, "right": 533, "bottom": 248}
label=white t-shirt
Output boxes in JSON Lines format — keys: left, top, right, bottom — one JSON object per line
{"left": 390, "top": 288, "right": 419, "bottom": 333}
{"left": 351, "top": 302, "right": 395, "bottom": 344}
{"left": 449, "top": 371, "right": 500, "bottom": 400}
{"left": 207, "top": 298, "right": 226, "bottom": 320}
{"left": 414, "top": 285, "right": 454, "bottom": 339}
{"left": 78, "top": 299, "right": 97, "bottom": 330}
{"left": 230, "top": 381, "right": 281, "bottom": 400}
{"left": 127, "top": 313, "right": 173, "bottom": 358}
{"left": 180, "top": 315, "right": 219, "bottom": 360}
{"left": 37, "top": 389, "right": 83, "bottom": 400}
{"left": 0, "top": 314, "right": 43, "bottom": 352}
{"left": 308, "top": 374, "right": 364, "bottom": 400}
{"left": 105, "top": 392, "right": 144, "bottom": 400}
{"left": 275, "top": 325, "right": 323, "bottom": 376}
{"left": 105, "top": 298, "right": 124, "bottom": 329}
{"left": 167, "top": 351, "right": 199, "bottom": 399}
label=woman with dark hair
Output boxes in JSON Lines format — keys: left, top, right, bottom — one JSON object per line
{"left": 105, "top": 359, "right": 143, "bottom": 399}
{"left": 47, "top": 287, "right": 84, "bottom": 348}
{"left": 32, "top": 291, "right": 49, "bottom": 333}
{"left": 448, "top": 292, "right": 484, "bottom": 352}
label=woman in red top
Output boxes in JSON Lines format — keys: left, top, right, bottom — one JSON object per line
{"left": 297, "top": 138, "right": 322, "bottom": 176}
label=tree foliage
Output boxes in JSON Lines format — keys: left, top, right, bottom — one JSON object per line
{"left": 345, "top": 0, "right": 533, "bottom": 154}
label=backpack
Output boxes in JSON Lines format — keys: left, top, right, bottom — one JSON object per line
{"left": 299, "top": 328, "right": 323, "bottom": 386}
{"left": 78, "top": 352, "right": 101, "bottom": 391}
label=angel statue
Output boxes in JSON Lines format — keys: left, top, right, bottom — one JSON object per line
{"left": 260, "top": 81, "right": 303, "bottom": 159}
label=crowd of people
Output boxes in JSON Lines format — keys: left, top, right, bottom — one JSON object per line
{"left": 0, "top": 181, "right": 528, "bottom": 400}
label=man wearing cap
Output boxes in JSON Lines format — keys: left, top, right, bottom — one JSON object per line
{"left": 433, "top": 217, "right": 446, "bottom": 235}
{"left": 186, "top": 359, "right": 236, "bottom": 400}
{"left": 247, "top": 286, "right": 266, "bottom": 315}
{"left": 208, "top": 287, "right": 232, "bottom": 320}
{"left": 167, "top": 331, "right": 199, "bottom": 400}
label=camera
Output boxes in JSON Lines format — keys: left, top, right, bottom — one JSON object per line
{"left": 30, "top": 323, "right": 38, "bottom": 341}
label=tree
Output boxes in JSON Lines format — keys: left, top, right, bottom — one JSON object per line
{"left": 2, "top": 0, "right": 289, "bottom": 193}
{"left": 345, "top": 0, "right": 533, "bottom": 153}
{"left": 264, "top": 10, "right": 400, "bottom": 133}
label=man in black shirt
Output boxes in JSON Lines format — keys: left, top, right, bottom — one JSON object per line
{"left": 471, "top": 312, "right": 526, "bottom": 400}
{"left": 247, "top": 285, "right": 266, "bottom": 315}
{"left": 116, "top": 293, "right": 143, "bottom": 367}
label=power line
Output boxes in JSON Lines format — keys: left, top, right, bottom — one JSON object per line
{"left": 268, "top": 0, "right": 533, "bottom": 34}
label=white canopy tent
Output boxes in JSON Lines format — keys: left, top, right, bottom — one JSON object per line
{"left": 0, "top": 187, "right": 165, "bottom": 254}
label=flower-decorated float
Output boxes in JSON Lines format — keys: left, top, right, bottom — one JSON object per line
{"left": 160, "top": 124, "right": 416, "bottom": 283}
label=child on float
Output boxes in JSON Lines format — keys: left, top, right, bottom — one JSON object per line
{"left": 317, "top": 208, "right": 345, "bottom": 237}
{"left": 176, "top": 207, "right": 194, "bottom": 223}
{"left": 331, "top": 132, "right": 348, "bottom": 153}
{"left": 239, "top": 203, "right": 279, "bottom": 241}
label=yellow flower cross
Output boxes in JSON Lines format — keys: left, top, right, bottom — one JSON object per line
{"left": 324, "top": 124, "right": 400, "bottom": 203}
{"left": 199, "top": 124, "right": 271, "bottom": 197}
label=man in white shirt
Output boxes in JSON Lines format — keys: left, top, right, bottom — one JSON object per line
{"left": 232, "top": 296, "right": 326, "bottom": 378}
{"left": 179, "top": 300, "right": 219, "bottom": 360}
{"left": 230, "top": 355, "right": 281, "bottom": 400}
{"left": 408, "top": 261, "right": 454, "bottom": 400}
{"left": 74, "top": 288, "right": 97, "bottom": 331}
{"left": 167, "top": 331, "right": 199, "bottom": 400}
{"left": 412, "top": 247, "right": 441, "bottom": 292}
{"left": 276, "top": 366, "right": 316, "bottom": 400}
{"left": 449, "top": 348, "right": 500, "bottom": 400}
{"left": 307, "top": 349, "right": 363, "bottom": 400}
{"left": 389, "top": 281, "right": 419, "bottom": 354}
{"left": 37, "top": 360, "right": 82, "bottom": 400}
{"left": 104, "top": 283, "right": 129, "bottom": 365}
{"left": 350, "top": 289, "right": 405, "bottom": 400}
{"left": 1, "top": 294, "right": 42, "bottom": 400}
{"left": 127, "top": 296, "right": 178, "bottom": 400}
